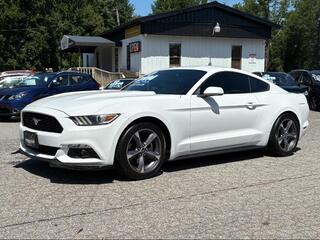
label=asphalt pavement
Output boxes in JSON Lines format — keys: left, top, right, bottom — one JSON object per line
{"left": 1, "top": 112, "right": 320, "bottom": 239}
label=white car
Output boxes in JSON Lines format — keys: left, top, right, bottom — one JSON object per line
{"left": 19, "top": 67, "right": 309, "bottom": 180}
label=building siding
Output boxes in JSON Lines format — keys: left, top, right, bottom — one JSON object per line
{"left": 141, "top": 35, "right": 265, "bottom": 74}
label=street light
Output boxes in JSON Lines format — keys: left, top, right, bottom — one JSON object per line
{"left": 209, "top": 22, "right": 221, "bottom": 66}
{"left": 212, "top": 22, "right": 221, "bottom": 36}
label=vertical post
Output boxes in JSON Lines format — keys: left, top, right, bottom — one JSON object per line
{"left": 78, "top": 47, "right": 81, "bottom": 68}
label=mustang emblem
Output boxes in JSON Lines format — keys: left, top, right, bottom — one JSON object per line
{"left": 32, "top": 117, "right": 41, "bottom": 126}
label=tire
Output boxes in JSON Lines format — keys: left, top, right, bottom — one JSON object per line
{"left": 309, "top": 95, "right": 318, "bottom": 111}
{"left": 267, "top": 113, "right": 300, "bottom": 157}
{"left": 115, "top": 122, "right": 167, "bottom": 180}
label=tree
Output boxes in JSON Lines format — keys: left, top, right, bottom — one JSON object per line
{"left": 0, "top": 0, "right": 135, "bottom": 71}
{"left": 151, "top": 0, "right": 208, "bottom": 14}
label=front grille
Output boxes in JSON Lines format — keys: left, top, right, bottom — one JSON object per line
{"left": 23, "top": 112, "right": 63, "bottom": 133}
{"left": 28, "top": 145, "right": 59, "bottom": 156}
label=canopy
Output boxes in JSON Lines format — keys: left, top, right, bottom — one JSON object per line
{"left": 60, "top": 35, "right": 115, "bottom": 53}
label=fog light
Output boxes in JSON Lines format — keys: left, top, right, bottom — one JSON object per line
{"left": 61, "top": 144, "right": 100, "bottom": 159}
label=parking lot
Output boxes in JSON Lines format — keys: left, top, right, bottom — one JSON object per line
{"left": 0, "top": 112, "right": 319, "bottom": 239}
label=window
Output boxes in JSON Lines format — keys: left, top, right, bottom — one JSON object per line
{"left": 169, "top": 44, "right": 181, "bottom": 67}
{"left": 231, "top": 46, "right": 242, "bottom": 69}
{"left": 301, "top": 72, "right": 312, "bottom": 85}
{"left": 69, "top": 74, "right": 88, "bottom": 85}
{"left": 124, "top": 70, "right": 206, "bottom": 95}
{"left": 249, "top": 76, "right": 270, "bottom": 92}
{"left": 56, "top": 74, "right": 69, "bottom": 86}
{"left": 198, "top": 72, "right": 250, "bottom": 94}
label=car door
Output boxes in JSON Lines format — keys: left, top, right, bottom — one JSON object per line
{"left": 190, "top": 71, "right": 261, "bottom": 153}
{"left": 69, "top": 73, "right": 91, "bottom": 91}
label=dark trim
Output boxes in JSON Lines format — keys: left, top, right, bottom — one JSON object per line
{"left": 173, "top": 146, "right": 264, "bottom": 161}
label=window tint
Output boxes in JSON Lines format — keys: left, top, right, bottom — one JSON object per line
{"left": 249, "top": 76, "right": 270, "bottom": 92}
{"left": 69, "top": 74, "right": 88, "bottom": 85}
{"left": 56, "top": 74, "right": 69, "bottom": 86}
{"left": 199, "top": 72, "right": 250, "bottom": 94}
{"left": 124, "top": 70, "right": 206, "bottom": 94}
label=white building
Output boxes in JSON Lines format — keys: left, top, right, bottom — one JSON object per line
{"left": 61, "top": 1, "right": 278, "bottom": 75}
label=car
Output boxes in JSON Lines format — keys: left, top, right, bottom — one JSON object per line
{"left": 0, "top": 71, "right": 100, "bottom": 119}
{"left": 104, "top": 79, "right": 135, "bottom": 91}
{"left": 19, "top": 67, "right": 309, "bottom": 180}
{"left": 253, "top": 72, "right": 308, "bottom": 95}
{"left": 288, "top": 69, "right": 320, "bottom": 110}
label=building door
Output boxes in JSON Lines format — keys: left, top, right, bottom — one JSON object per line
{"left": 169, "top": 44, "right": 181, "bottom": 67}
{"left": 231, "top": 46, "right": 242, "bottom": 69}
{"left": 127, "top": 45, "right": 131, "bottom": 71}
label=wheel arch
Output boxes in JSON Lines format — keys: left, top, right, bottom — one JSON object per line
{"left": 117, "top": 116, "right": 172, "bottom": 160}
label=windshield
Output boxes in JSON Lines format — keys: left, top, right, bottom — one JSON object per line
{"left": 0, "top": 77, "right": 25, "bottom": 89}
{"left": 15, "top": 73, "right": 55, "bottom": 87}
{"left": 105, "top": 79, "right": 134, "bottom": 90}
{"left": 261, "top": 72, "right": 298, "bottom": 87}
{"left": 124, "top": 70, "right": 206, "bottom": 94}
{"left": 311, "top": 71, "right": 320, "bottom": 82}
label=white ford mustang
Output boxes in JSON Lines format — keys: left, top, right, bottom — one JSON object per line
{"left": 19, "top": 67, "right": 309, "bottom": 179}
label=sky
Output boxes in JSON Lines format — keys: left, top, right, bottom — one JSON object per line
{"left": 129, "top": 0, "right": 243, "bottom": 16}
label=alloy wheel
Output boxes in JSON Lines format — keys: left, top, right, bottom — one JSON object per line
{"left": 277, "top": 119, "right": 298, "bottom": 152}
{"left": 126, "top": 129, "right": 162, "bottom": 174}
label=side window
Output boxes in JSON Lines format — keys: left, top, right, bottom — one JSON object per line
{"left": 302, "top": 72, "right": 312, "bottom": 85}
{"left": 199, "top": 72, "right": 250, "bottom": 94}
{"left": 56, "top": 74, "right": 69, "bottom": 86}
{"left": 249, "top": 76, "right": 270, "bottom": 92}
{"left": 69, "top": 74, "right": 87, "bottom": 85}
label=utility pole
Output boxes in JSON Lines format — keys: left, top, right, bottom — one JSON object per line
{"left": 115, "top": 8, "right": 120, "bottom": 26}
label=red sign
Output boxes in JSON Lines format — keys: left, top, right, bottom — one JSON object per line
{"left": 129, "top": 41, "right": 141, "bottom": 53}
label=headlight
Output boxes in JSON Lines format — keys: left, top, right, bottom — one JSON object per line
{"left": 8, "top": 92, "right": 28, "bottom": 100}
{"left": 70, "top": 114, "right": 120, "bottom": 126}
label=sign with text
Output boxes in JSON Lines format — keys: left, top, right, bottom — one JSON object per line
{"left": 129, "top": 41, "right": 141, "bottom": 53}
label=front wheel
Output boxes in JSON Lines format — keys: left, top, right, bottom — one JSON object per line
{"left": 267, "top": 113, "right": 299, "bottom": 157}
{"left": 115, "top": 122, "right": 167, "bottom": 180}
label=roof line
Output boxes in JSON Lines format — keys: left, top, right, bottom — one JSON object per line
{"left": 102, "top": 1, "right": 279, "bottom": 37}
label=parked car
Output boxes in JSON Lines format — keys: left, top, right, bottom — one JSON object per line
{"left": 288, "top": 69, "right": 320, "bottom": 110}
{"left": 19, "top": 67, "right": 309, "bottom": 180}
{"left": 253, "top": 72, "right": 308, "bottom": 95}
{"left": 0, "top": 70, "right": 33, "bottom": 82}
{"left": 104, "top": 79, "right": 135, "bottom": 90}
{"left": 0, "top": 71, "right": 100, "bottom": 119}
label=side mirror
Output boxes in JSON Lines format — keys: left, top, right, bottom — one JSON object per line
{"left": 198, "top": 87, "right": 224, "bottom": 98}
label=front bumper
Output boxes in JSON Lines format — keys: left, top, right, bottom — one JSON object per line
{"left": 19, "top": 107, "right": 128, "bottom": 168}
{"left": 0, "top": 100, "right": 27, "bottom": 117}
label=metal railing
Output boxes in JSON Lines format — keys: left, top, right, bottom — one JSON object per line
{"left": 69, "top": 67, "right": 125, "bottom": 87}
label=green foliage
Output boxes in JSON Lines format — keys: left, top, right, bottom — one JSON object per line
{"left": 235, "top": 0, "right": 320, "bottom": 71}
{"left": 0, "top": 0, "right": 134, "bottom": 71}
{"left": 152, "top": 0, "right": 208, "bottom": 14}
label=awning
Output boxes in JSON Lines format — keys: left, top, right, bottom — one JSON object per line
{"left": 60, "top": 35, "right": 115, "bottom": 53}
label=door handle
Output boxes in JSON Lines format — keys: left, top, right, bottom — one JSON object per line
{"left": 246, "top": 102, "right": 256, "bottom": 110}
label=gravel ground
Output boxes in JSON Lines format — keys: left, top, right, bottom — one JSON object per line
{"left": 0, "top": 112, "right": 320, "bottom": 239}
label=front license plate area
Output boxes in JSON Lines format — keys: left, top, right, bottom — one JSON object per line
{"left": 24, "top": 131, "right": 39, "bottom": 149}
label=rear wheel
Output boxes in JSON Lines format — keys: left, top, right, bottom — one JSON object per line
{"left": 268, "top": 113, "right": 299, "bottom": 157}
{"left": 115, "top": 122, "right": 166, "bottom": 180}
{"left": 309, "top": 95, "right": 318, "bottom": 111}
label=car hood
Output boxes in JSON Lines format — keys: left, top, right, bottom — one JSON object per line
{"left": 0, "top": 86, "right": 41, "bottom": 96}
{"left": 29, "top": 90, "right": 157, "bottom": 116}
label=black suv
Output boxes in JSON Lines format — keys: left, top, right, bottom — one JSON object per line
{"left": 289, "top": 70, "right": 320, "bottom": 110}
